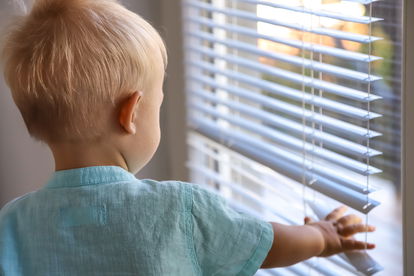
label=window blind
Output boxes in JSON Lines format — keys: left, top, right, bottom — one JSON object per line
{"left": 182, "top": 0, "right": 384, "bottom": 274}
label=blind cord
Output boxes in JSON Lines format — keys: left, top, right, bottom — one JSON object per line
{"left": 365, "top": 0, "right": 373, "bottom": 252}
{"left": 301, "top": 0, "right": 309, "bottom": 229}
{"left": 309, "top": 2, "right": 318, "bottom": 274}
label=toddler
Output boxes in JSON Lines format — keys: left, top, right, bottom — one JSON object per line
{"left": 0, "top": 0, "right": 375, "bottom": 275}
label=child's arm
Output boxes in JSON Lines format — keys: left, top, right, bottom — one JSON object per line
{"left": 261, "top": 206, "right": 376, "bottom": 268}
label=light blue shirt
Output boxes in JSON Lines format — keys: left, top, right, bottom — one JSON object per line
{"left": 0, "top": 166, "right": 273, "bottom": 276}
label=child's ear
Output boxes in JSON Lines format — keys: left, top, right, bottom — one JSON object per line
{"left": 119, "top": 91, "right": 142, "bottom": 134}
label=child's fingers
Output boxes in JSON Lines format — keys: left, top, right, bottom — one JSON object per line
{"left": 341, "top": 238, "right": 376, "bottom": 251}
{"left": 337, "top": 214, "right": 362, "bottom": 227}
{"left": 338, "top": 224, "right": 376, "bottom": 237}
{"left": 304, "top": 216, "right": 313, "bottom": 224}
{"left": 325, "top": 205, "right": 348, "bottom": 221}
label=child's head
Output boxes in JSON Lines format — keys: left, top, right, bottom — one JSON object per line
{"left": 1, "top": 0, "right": 168, "bottom": 172}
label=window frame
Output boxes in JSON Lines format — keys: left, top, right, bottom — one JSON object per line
{"left": 402, "top": 0, "right": 414, "bottom": 274}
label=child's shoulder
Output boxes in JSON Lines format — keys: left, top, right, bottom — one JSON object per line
{"left": 0, "top": 192, "right": 35, "bottom": 219}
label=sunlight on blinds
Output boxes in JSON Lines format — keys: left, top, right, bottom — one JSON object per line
{"left": 183, "top": 0, "right": 402, "bottom": 274}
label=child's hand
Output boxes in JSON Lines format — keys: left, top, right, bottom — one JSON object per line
{"left": 304, "top": 205, "right": 376, "bottom": 257}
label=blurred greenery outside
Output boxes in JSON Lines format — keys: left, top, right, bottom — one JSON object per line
{"left": 256, "top": 5, "right": 401, "bottom": 192}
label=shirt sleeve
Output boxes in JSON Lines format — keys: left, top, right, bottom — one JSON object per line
{"left": 188, "top": 183, "right": 274, "bottom": 276}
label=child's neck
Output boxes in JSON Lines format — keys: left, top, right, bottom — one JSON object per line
{"left": 48, "top": 141, "right": 129, "bottom": 172}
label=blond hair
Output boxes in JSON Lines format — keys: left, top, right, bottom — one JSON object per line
{"left": 1, "top": 0, "right": 167, "bottom": 142}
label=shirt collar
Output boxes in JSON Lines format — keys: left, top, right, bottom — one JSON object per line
{"left": 45, "top": 166, "right": 137, "bottom": 189}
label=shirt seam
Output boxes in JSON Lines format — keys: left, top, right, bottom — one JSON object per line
{"left": 44, "top": 180, "right": 135, "bottom": 189}
{"left": 183, "top": 182, "right": 203, "bottom": 276}
{"left": 0, "top": 192, "right": 35, "bottom": 214}
{"left": 236, "top": 222, "right": 273, "bottom": 276}
{"left": 237, "top": 227, "right": 265, "bottom": 274}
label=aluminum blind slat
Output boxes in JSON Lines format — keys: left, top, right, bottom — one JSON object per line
{"left": 258, "top": 270, "right": 289, "bottom": 276}
{"left": 188, "top": 137, "right": 376, "bottom": 200}
{"left": 302, "top": 261, "right": 337, "bottom": 276}
{"left": 188, "top": 75, "right": 381, "bottom": 139}
{"left": 186, "top": 1, "right": 381, "bottom": 42}
{"left": 189, "top": 119, "right": 380, "bottom": 212}
{"left": 287, "top": 266, "right": 309, "bottom": 276}
{"left": 188, "top": 136, "right": 378, "bottom": 211}
{"left": 328, "top": 255, "right": 362, "bottom": 274}
{"left": 189, "top": 92, "right": 381, "bottom": 158}
{"left": 189, "top": 31, "right": 382, "bottom": 82}
{"left": 343, "top": 0, "right": 378, "bottom": 3}
{"left": 188, "top": 58, "right": 381, "bottom": 102}
{"left": 190, "top": 73, "right": 380, "bottom": 121}
{"left": 191, "top": 104, "right": 381, "bottom": 175}
{"left": 189, "top": 162, "right": 377, "bottom": 230}
{"left": 187, "top": 17, "right": 382, "bottom": 62}
{"left": 235, "top": 0, "right": 383, "bottom": 24}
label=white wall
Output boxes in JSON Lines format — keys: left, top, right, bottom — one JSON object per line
{"left": 0, "top": 0, "right": 188, "bottom": 207}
